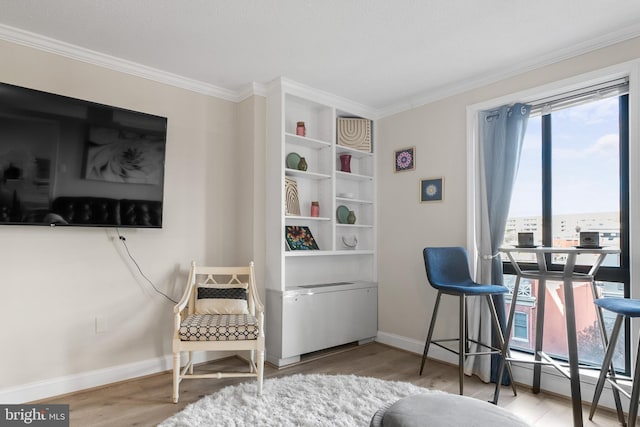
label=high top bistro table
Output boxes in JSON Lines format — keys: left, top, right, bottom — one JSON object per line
{"left": 493, "top": 246, "right": 621, "bottom": 427}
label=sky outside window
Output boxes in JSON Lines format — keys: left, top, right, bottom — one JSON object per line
{"left": 509, "top": 97, "right": 619, "bottom": 218}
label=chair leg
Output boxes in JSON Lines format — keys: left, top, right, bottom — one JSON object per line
{"left": 465, "top": 300, "right": 470, "bottom": 353}
{"left": 188, "top": 351, "right": 194, "bottom": 374}
{"left": 257, "top": 349, "right": 264, "bottom": 396}
{"left": 628, "top": 329, "right": 640, "bottom": 427}
{"left": 589, "top": 315, "right": 624, "bottom": 421}
{"left": 420, "top": 291, "right": 442, "bottom": 375}
{"left": 172, "top": 351, "right": 180, "bottom": 403}
{"left": 250, "top": 349, "right": 256, "bottom": 373}
{"left": 459, "top": 294, "right": 466, "bottom": 395}
{"left": 591, "top": 285, "right": 627, "bottom": 425}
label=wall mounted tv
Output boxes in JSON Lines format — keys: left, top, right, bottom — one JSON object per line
{"left": 0, "top": 82, "right": 167, "bottom": 228}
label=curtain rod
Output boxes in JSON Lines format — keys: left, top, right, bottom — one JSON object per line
{"left": 528, "top": 77, "right": 629, "bottom": 112}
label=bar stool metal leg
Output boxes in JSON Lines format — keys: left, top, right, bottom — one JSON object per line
{"left": 419, "top": 291, "right": 442, "bottom": 375}
{"left": 590, "top": 314, "right": 624, "bottom": 422}
{"left": 420, "top": 291, "right": 514, "bottom": 397}
{"left": 459, "top": 294, "right": 466, "bottom": 395}
{"left": 627, "top": 335, "right": 640, "bottom": 427}
{"left": 589, "top": 281, "right": 627, "bottom": 425}
{"left": 492, "top": 276, "right": 522, "bottom": 404}
{"left": 486, "top": 295, "right": 518, "bottom": 397}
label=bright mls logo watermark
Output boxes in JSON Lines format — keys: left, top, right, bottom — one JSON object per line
{"left": 0, "top": 405, "right": 69, "bottom": 426}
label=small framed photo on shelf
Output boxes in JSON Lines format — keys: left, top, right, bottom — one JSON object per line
{"left": 285, "top": 225, "right": 319, "bottom": 250}
{"left": 420, "top": 177, "right": 443, "bottom": 203}
{"left": 394, "top": 146, "right": 415, "bottom": 172}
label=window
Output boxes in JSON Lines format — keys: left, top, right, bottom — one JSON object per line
{"left": 513, "top": 312, "right": 529, "bottom": 341}
{"left": 503, "top": 82, "right": 630, "bottom": 372}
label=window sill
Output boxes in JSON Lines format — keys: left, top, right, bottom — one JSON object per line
{"left": 509, "top": 350, "right": 604, "bottom": 383}
{"left": 506, "top": 349, "right": 630, "bottom": 411}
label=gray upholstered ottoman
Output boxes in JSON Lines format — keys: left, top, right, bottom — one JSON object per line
{"left": 370, "top": 393, "right": 530, "bottom": 426}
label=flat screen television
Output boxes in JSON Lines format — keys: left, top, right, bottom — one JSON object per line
{"left": 0, "top": 82, "right": 167, "bottom": 228}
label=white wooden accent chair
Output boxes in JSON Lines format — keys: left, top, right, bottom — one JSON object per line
{"left": 172, "top": 261, "right": 264, "bottom": 403}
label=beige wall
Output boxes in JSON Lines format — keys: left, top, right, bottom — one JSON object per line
{"left": 376, "top": 36, "right": 640, "bottom": 351}
{"left": 236, "top": 95, "right": 267, "bottom": 303}
{"left": 4, "top": 25, "right": 640, "bottom": 400}
{"left": 0, "top": 40, "right": 246, "bottom": 394}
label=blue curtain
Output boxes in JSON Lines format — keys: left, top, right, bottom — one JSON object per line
{"left": 478, "top": 103, "right": 531, "bottom": 384}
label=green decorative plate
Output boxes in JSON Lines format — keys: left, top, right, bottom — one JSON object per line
{"left": 336, "top": 205, "right": 349, "bottom": 224}
{"left": 286, "top": 152, "right": 301, "bottom": 169}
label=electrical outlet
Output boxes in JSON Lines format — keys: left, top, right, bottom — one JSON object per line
{"left": 95, "top": 316, "right": 109, "bottom": 334}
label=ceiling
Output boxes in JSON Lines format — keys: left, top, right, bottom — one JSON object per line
{"left": 1, "top": 0, "right": 640, "bottom": 115}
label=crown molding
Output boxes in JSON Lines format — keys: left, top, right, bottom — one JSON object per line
{"left": 377, "top": 22, "right": 640, "bottom": 118}
{"left": 3, "top": 21, "right": 640, "bottom": 118}
{"left": 236, "top": 82, "right": 269, "bottom": 102}
{"left": 277, "top": 77, "right": 379, "bottom": 119}
{"left": 0, "top": 23, "right": 240, "bottom": 102}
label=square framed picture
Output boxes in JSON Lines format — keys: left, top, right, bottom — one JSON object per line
{"left": 285, "top": 225, "right": 319, "bottom": 250}
{"left": 420, "top": 177, "right": 443, "bottom": 202}
{"left": 394, "top": 146, "right": 415, "bottom": 172}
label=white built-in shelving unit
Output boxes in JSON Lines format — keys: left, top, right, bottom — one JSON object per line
{"left": 265, "top": 78, "right": 377, "bottom": 366}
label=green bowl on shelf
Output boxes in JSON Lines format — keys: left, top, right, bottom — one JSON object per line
{"left": 336, "top": 205, "right": 349, "bottom": 224}
{"left": 286, "top": 152, "right": 301, "bottom": 169}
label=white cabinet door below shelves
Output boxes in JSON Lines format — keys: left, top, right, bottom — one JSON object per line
{"left": 281, "top": 287, "right": 377, "bottom": 359}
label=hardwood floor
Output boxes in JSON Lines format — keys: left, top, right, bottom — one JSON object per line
{"left": 36, "top": 342, "right": 622, "bottom": 426}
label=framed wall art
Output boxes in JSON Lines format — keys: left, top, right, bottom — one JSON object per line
{"left": 420, "top": 177, "right": 443, "bottom": 203}
{"left": 394, "top": 146, "right": 415, "bottom": 172}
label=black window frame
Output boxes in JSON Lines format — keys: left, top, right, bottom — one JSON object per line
{"left": 503, "top": 94, "right": 630, "bottom": 373}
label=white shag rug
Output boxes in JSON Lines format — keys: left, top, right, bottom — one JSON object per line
{"left": 159, "top": 374, "right": 438, "bottom": 426}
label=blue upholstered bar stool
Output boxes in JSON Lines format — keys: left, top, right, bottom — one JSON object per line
{"left": 590, "top": 298, "right": 640, "bottom": 426}
{"left": 419, "top": 247, "right": 517, "bottom": 396}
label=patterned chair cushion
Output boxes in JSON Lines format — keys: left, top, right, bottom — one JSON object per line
{"left": 178, "top": 313, "right": 259, "bottom": 341}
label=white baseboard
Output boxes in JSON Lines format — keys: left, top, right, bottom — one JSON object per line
{"left": 375, "top": 330, "right": 458, "bottom": 365}
{"left": 0, "top": 352, "right": 228, "bottom": 404}
{"left": 375, "top": 330, "right": 621, "bottom": 412}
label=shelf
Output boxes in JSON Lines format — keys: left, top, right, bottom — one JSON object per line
{"left": 285, "top": 169, "right": 331, "bottom": 180}
{"left": 285, "top": 250, "right": 335, "bottom": 257}
{"left": 286, "top": 215, "right": 331, "bottom": 221}
{"left": 335, "top": 145, "right": 373, "bottom": 159}
{"left": 285, "top": 249, "right": 375, "bottom": 257}
{"left": 335, "top": 171, "right": 373, "bottom": 181}
{"left": 285, "top": 133, "right": 332, "bottom": 149}
{"left": 333, "top": 250, "right": 375, "bottom": 255}
{"left": 336, "top": 197, "right": 373, "bottom": 204}
{"left": 336, "top": 223, "right": 373, "bottom": 228}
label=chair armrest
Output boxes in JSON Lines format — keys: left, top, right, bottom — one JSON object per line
{"left": 174, "top": 261, "right": 197, "bottom": 315}
{"left": 252, "top": 295, "right": 264, "bottom": 314}
{"left": 173, "top": 283, "right": 191, "bottom": 333}
{"left": 247, "top": 261, "right": 264, "bottom": 314}
{"left": 173, "top": 285, "right": 192, "bottom": 315}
